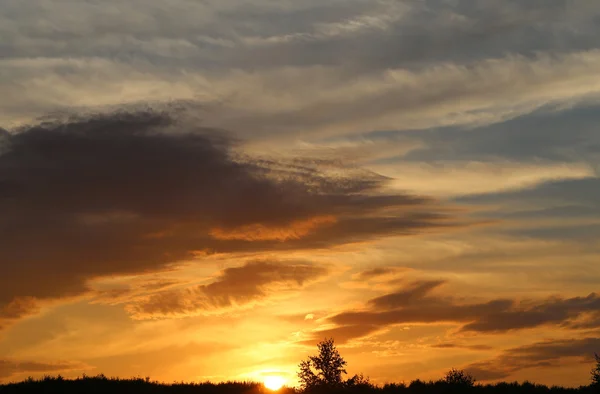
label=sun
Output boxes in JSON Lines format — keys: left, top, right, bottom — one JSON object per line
{"left": 263, "top": 375, "right": 286, "bottom": 391}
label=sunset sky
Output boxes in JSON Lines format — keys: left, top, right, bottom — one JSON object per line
{"left": 1, "top": 0, "right": 600, "bottom": 388}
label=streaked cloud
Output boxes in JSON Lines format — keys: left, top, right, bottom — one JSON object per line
{"left": 375, "top": 161, "right": 595, "bottom": 197}
{"left": 302, "top": 280, "right": 600, "bottom": 344}
{"left": 5, "top": 50, "right": 600, "bottom": 138}
{"left": 466, "top": 337, "right": 600, "bottom": 381}
{"left": 354, "top": 267, "right": 407, "bottom": 281}
{"left": 125, "top": 260, "right": 329, "bottom": 319}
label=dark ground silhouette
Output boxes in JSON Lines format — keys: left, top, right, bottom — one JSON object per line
{"left": 0, "top": 375, "right": 597, "bottom": 394}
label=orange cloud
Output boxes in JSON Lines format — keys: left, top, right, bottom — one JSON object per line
{"left": 0, "top": 296, "right": 39, "bottom": 330}
{"left": 125, "top": 259, "right": 329, "bottom": 319}
{"left": 209, "top": 215, "right": 337, "bottom": 241}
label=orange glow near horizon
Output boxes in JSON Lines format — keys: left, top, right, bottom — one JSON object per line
{"left": 263, "top": 376, "right": 286, "bottom": 391}
{"left": 2, "top": 0, "right": 600, "bottom": 387}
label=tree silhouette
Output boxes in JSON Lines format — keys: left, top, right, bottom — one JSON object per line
{"left": 592, "top": 353, "right": 600, "bottom": 386}
{"left": 298, "top": 338, "right": 348, "bottom": 390}
{"left": 443, "top": 368, "right": 475, "bottom": 387}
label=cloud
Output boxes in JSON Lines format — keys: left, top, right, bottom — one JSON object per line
{"left": 342, "top": 266, "right": 412, "bottom": 291}
{"left": 0, "top": 298, "right": 40, "bottom": 330}
{"left": 457, "top": 178, "right": 600, "bottom": 213}
{"left": 125, "top": 259, "right": 329, "bottom": 318}
{"left": 301, "top": 324, "right": 384, "bottom": 346}
{"left": 4, "top": 0, "right": 591, "bottom": 71}
{"left": 2, "top": 0, "right": 600, "bottom": 144}
{"left": 209, "top": 215, "right": 337, "bottom": 241}
{"left": 452, "top": 176, "right": 600, "bottom": 244}
{"left": 90, "top": 279, "right": 185, "bottom": 306}
{"left": 465, "top": 337, "right": 600, "bottom": 381}
{"left": 229, "top": 0, "right": 589, "bottom": 74}
{"left": 0, "top": 109, "right": 453, "bottom": 326}
{"left": 400, "top": 103, "right": 600, "bottom": 164}
{"left": 373, "top": 161, "right": 595, "bottom": 198}
{"left": 461, "top": 293, "right": 600, "bottom": 333}
{"left": 304, "top": 281, "right": 600, "bottom": 343}
{"left": 0, "top": 359, "right": 88, "bottom": 379}
{"left": 5, "top": 49, "right": 600, "bottom": 141}
{"left": 0, "top": 0, "right": 599, "bottom": 387}
{"left": 355, "top": 267, "right": 405, "bottom": 281}
{"left": 169, "top": 50, "right": 600, "bottom": 140}
{"left": 431, "top": 343, "right": 492, "bottom": 351}
{"left": 367, "top": 280, "right": 446, "bottom": 310}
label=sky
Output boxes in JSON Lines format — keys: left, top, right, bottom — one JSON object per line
{"left": 1, "top": 0, "right": 600, "bottom": 388}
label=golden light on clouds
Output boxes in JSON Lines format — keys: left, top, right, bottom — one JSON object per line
{"left": 2, "top": 0, "right": 600, "bottom": 389}
{"left": 209, "top": 216, "right": 337, "bottom": 241}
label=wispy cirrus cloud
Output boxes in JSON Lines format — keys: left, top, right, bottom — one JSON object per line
{"left": 5, "top": 50, "right": 600, "bottom": 138}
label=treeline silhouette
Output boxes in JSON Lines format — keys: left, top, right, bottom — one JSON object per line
{"left": 2, "top": 340, "right": 598, "bottom": 394}
{"left": 0, "top": 374, "right": 597, "bottom": 394}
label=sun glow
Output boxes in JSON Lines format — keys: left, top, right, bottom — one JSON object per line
{"left": 263, "top": 376, "right": 286, "bottom": 391}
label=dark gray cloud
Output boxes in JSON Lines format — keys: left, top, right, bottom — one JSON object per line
{"left": 236, "top": 1, "right": 594, "bottom": 73}
{"left": 0, "top": 109, "right": 453, "bottom": 326}
{"left": 304, "top": 281, "right": 600, "bottom": 343}
{"left": 126, "top": 259, "right": 329, "bottom": 318}
{"left": 231, "top": 0, "right": 587, "bottom": 72}
{"left": 465, "top": 337, "right": 600, "bottom": 381}
{"left": 2, "top": 0, "right": 594, "bottom": 71}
